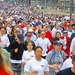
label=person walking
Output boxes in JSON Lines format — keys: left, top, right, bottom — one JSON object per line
{"left": 46, "top": 41, "right": 65, "bottom": 75}
{"left": 7, "top": 34, "right": 24, "bottom": 75}
{"left": 35, "top": 30, "right": 51, "bottom": 58}
{"left": 22, "top": 41, "right": 35, "bottom": 72}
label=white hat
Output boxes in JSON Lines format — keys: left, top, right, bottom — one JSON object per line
{"left": 64, "top": 16, "right": 70, "bottom": 20}
{"left": 28, "top": 28, "right": 34, "bottom": 32}
{"left": 63, "top": 31, "right": 68, "bottom": 33}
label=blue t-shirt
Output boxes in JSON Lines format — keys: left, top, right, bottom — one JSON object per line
{"left": 57, "top": 68, "right": 75, "bottom": 75}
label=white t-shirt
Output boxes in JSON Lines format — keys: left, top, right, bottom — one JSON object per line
{"left": 70, "top": 37, "right": 75, "bottom": 54}
{"left": 22, "top": 50, "right": 35, "bottom": 64}
{"left": 6, "top": 26, "right": 11, "bottom": 34}
{"left": 0, "top": 34, "right": 10, "bottom": 47}
{"left": 23, "top": 27, "right": 27, "bottom": 36}
{"left": 35, "top": 38, "right": 51, "bottom": 53}
{"left": 24, "top": 58, "right": 49, "bottom": 75}
{"left": 51, "top": 27, "right": 57, "bottom": 37}
{"left": 61, "top": 57, "right": 73, "bottom": 70}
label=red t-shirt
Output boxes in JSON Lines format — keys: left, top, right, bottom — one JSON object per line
{"left": 0, "top": 67, "right": 10, "bottom": 75}
{"left": 45, "top": 31, "right": 53, "bottom": 43}
{"left": 20, "top": 24, "right": 25, "bottom": 28}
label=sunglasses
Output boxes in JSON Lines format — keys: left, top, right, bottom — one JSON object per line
{"left": 41, "top": 34, "right": 45, "bottom": 35}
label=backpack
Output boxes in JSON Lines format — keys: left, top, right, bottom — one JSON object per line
{"left": 51, "top": 50, "right": 64, "bottom": 63}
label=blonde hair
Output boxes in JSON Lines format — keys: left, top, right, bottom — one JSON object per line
{"left": 0, "top": 48, "right": 12, "bottom": 75}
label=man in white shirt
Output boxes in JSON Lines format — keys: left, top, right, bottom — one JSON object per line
{"left": 35, "top": 30, "right": 51, "bottom": 58}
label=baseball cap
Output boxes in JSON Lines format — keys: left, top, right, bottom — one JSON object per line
{"left": 17, "top": 34, "right": 24, "bottom": 42}
{"left": 54, "top": 41, "right": 62, "bottom": 46}
{"left": 34, "top": 22, "right": 41, "bottom": 27}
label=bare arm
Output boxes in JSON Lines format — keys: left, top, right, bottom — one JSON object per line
{"left": 25, "top": 70, "right": 38, "bottom": 75}
{"left": 45, "top": 71, "right": 49, "bottom": 75}
{"left": 48, "top": 64, "right": 58, "bottom": 69}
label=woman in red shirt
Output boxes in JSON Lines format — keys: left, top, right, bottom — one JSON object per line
{"left": 0, "top": 48, "right": 13, "bottom": 75}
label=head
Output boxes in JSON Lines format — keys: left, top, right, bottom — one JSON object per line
{"left": 3, "top": 21, "right": 8, "bottom": 27}
{"left": 25, "top": 32, "right": 32, "bottom": 40}
{"left": 40, "top": 30, "right": 46, "bottom": 39}
{"left": 72, "top": 23, "right": 75, "bottom": 30}
{"left": 68, "top": 25, "right": 72, "bottom": 30}
{"left": 54, "top": 41, "right": 62, "bottom": 52}
{"left": 71, "top": 45, "right": 75, "bottom": 66}
{"left": 16, "top": 28, "right": 21, "bottom": 34}
{"left": 55, "top": 32, "right": 61, "bottom": 38}
{"left": 0, "top": 27, "right": 6, "bottom": 35}
{"left": 63, "top": 31, "right": 68, "bottom": 37}
{"left": 34, "top": 46, "right": 42, "bottom": 58}
{"left": 13, "top": 29, "right": 18, "bottom": 36}
{"left": 17, "top": 34, "right": 24, "bottom": 43}
{"left": 43, "top": 25, "right": 49, "bottom": 31}
{"left": 27, "top": 41, "right": 33, "bottom": 51}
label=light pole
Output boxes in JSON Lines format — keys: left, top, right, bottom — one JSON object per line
{"left": 45, "top": 0, "right": 46, "bottom": 8}
{"left": 64, "top": 0, "right": 65, "bottom": 10}
{"left": 45, "top": 0, "right": 46, "bottom": 12}
{"left": 29, "top": 0, "right": 31, "bottom": 6}
{"left": 70, "top": 0, "right": 73, "bottom": 20}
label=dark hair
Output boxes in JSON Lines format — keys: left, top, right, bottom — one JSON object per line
{"left": 72, "top": 23, "right": 75, "bottom": 26}
{"left": 55, "top": 32, "right": 61, "bottom": 36}
{"left": 1, "top": 27, "right": 6, "bottom": 31}
{"left": 71, "top": 54, "right": 75, "bottom": 62}
{"left": 38, "top": 29, "right": 41, "bottom": 34}
{"left": 34, "top": 46, "right": 42, "bottom": 52}
{"left": 27, "top": 41, "right": 33, "bottom": 46}
{"left": 53, "top": 37, "right": 59, "bottom": 42}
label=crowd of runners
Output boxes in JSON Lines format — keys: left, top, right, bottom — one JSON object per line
{"left": 0, "top": 2, "right": 75, "bottom": 75}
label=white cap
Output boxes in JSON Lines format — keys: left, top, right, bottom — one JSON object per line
{"left": 28, "top": 28, "right": 34, "bottom": 32}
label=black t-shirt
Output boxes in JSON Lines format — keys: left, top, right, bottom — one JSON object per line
{"left": 57, "top": 68, "right": 75, "bottom": 75}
